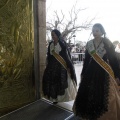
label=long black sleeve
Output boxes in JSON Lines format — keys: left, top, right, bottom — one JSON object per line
{"left": 104, "top": 39, "right": 120, "bottom": 79}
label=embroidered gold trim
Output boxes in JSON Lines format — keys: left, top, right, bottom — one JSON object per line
{"left": 52, "top": 50, "right": 67, "bottom": 70}
{"left": 92, "top": 52, "right": 115, "bottom": 79}
{"left": 87, "top": 40, "right": 115, "bottom": 80}
{"left": 52, "top": 50, "right": 77, "bottom": 87}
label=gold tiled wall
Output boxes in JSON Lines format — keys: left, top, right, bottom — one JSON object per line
{"left": 0, "top": 0, "right": 35, "bottom": 115}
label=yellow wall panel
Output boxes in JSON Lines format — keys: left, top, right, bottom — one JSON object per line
{"left": 0, "top": 0, "right": 35, "bottom": 115}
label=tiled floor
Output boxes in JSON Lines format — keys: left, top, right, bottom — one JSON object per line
{"left": 0, "top": 100, "right": 73, "bottom": 120}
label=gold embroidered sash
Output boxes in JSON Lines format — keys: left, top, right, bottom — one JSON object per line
{"left": 52, "top": 50, "right": 68, "bottom": 70}
{"left": 87, "top": 40, "right": 115, "bottom": 79}
{"left": 52, "top": 50, "right": 77, "bottom": 87}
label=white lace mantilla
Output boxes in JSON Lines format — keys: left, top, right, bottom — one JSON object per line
{"left": 50, "top": 42, "right": 61, "bottom": 55}
{"left": 87, "top": 40, "right": 106, "bottom": 58}
{"left": 96, "top": 42, "right": 106, "bottom": 58}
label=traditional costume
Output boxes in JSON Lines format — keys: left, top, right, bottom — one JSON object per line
{"left": 73, "top": 38, "right": 120, "bottom": 120}
{"left": 42, "top": 39, "right": 77, "bottom": 102}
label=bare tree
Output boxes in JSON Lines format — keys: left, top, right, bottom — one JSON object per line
{"left": 46, "top": 1, "right": 95, "bottom": 43}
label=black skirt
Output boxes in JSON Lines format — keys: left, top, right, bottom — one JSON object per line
{"left": 42, "top": 58, "right": 68, "bottom": 99}
{"left": 74, "top": 60, "right": 109, "bottom": 120}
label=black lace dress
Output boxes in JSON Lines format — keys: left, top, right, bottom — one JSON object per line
{"left": 42, "top": 40, "right": 77, "bottom": 102}
{"left": 73, "top": 38, "right": 120, "bottom": 120}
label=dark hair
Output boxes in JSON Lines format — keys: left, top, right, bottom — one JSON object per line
{"left": 92, "top": 23, "right": 106, "bottom": 37}
{"left": 52, "top": 29, "right": 61, "bottom": 38}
